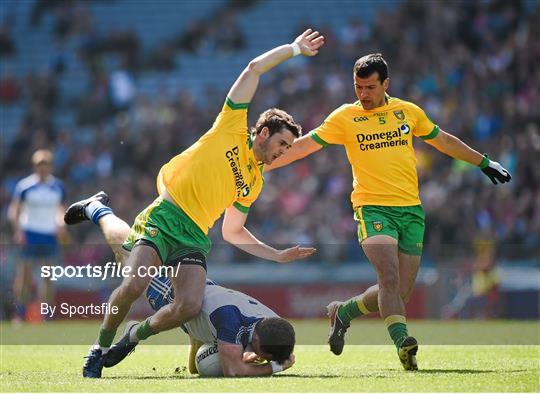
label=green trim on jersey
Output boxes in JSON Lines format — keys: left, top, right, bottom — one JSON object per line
{"left": 226, "top": 97, "right": 249, "bottom": 110}
{"left": 420, "top": 125, "right": 440, "bottom": 140}
{"left": 310, "top": 132, "right": 329, "bottom": 147}
{"left": 233, "top": 201, "right": 250, "bottom": 213}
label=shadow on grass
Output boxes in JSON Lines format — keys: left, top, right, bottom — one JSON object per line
{"left": 104, "top": 375, "right": 190, "bottom": 380}
{"left": 103, "top": 373, "right": 344, "bottom": 380}
{"left": 415, "top": 369, "right": 500, "bottom": 374}
{"left": 101, "top": 368, "right": 532, "bottom": 380}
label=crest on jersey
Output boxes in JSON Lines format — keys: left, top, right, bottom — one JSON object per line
{"left": 393, "top": 110, "right": 405, "bottom": 121}
{"left": 148, "top": 227, "right": 159, "bottom": 237}
{"left": 373, "top": 221, "right": 383, "bottom": 232}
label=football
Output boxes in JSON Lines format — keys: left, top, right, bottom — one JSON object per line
{"left": 195, "top": 343, "right": 223, "bottom": 377}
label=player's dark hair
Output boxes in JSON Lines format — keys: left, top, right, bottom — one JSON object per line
{"left": 252, "top": 108, "right": 302, "bottom": 138}
{"left": 255, "top": 317, "right": 295, "bottom": 364}
{"left": 354, "top": 53, "right": 388, "bottom": 83}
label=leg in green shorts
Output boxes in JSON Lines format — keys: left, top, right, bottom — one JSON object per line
{"left": 355, "top": 205, "right": 425, "bottom": 256}
{"left": 328, "top": 205, "right": 424, "bottom": 370}
{"left": 123, "top": 197, "right": 211, "bottom": 265}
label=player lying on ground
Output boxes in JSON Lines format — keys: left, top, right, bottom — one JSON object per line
{"left": 146, "top": 276, "right": 294, "bottom": 377}
{"left": 267, "top": 53, "right": 511, "bottom": 371}
{"left": 75, "top": 204, "right": 295, "bottom": 377}
{"left": 64, "top": 28, "right": 323, "bottom": 378}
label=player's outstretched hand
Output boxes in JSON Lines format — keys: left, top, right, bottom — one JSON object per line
{"left": 481, "top": 157, "right": 512, "bottom": 185}
{"left": 276, "top": 245, "right": 317, "bottom": 263}
{"left": 293, "top": 28, "right": 324, "bottom": 56}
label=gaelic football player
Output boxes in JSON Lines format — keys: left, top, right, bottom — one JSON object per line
{"left": 267, "top": 53, "right": 511, "bottom": 370}
{"left": 64, "top": 29, "right": 323, "bottom": 378}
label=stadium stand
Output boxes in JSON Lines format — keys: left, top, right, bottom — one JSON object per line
{"left": 1, "top": 0, "right": 538, "bottom": 319}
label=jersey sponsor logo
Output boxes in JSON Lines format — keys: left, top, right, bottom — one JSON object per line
{"left": 393, "top": 110, "right": 405, "bottom": 121}
{"left": 399, "top": 124, "right": 411, "bottom": 134}
{"left": 355, "top": 124, "right": 410, "bottom": 151}
{"left": 373, "top": 221, "right": 383, "bottom": 232}
{"left": 374, "top": 111, "right": 387, "bottom": 117}
{"left": 225, "top": 146, "right": 250, "bottom": 198}
{"left": 353, "top": 116, "right": 369, "bottom": 122}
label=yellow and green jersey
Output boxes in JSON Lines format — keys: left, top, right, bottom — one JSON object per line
{"left": 311, "top": 96, "right": 439, "bottom": 207}
{"left": 159, "top": 98, "right": 264, "bottom": 234}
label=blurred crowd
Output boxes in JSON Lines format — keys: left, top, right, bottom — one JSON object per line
{"left": 1, "top": 0, "right": 539, "bottom": 264}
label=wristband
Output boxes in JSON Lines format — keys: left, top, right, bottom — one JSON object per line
{"left": 290, "top": 42, "right": 301, "bottom": 57}
{"left": 479, "top": 154, "right": 490, "bottom": 169}
{"left": 270, "top": 361, "right": 283, "bottom": 374}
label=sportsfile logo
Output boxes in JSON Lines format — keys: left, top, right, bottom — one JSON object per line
{"left": 356, "top": 124, "right": 411, "bottom": 151}
{"left": 225, "top": 146, "right": 250, "bottom": 198}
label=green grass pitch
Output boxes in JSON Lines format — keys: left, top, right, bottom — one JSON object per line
{"left": 1, "top": 320, "right": 539, "bottom": 392}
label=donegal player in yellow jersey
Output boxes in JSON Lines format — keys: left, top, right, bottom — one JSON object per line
{"left": 267, "top": 54, "right": 511, "bottom": 371}
{"left": 66, "top": 29, "right": 324, "bottom": 378}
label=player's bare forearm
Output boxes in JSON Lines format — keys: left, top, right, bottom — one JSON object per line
{"left": 265, "top": 133, "right": 322, "bottom": 171}
{"left": 222, "top": 207, "right": 316, "bottom": 263}
{"left": 425, "top": 129, "right": 484, "bottom": 165}
{"left": 228, "top": 29, "right": 324, "bottom": 103}
{"left": 222, "top": 224, "right": 281, "bottom": 262}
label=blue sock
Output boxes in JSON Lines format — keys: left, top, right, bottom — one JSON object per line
{"left": 84, "top": 201, "right": 113, "bottom": 225}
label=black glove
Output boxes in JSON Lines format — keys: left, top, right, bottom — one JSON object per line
{"left": 479, "top": 154, "right": 512, "bottom": 185}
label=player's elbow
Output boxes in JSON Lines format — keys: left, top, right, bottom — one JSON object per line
{"left": 246, "top": 60, "right": 263, "bottom": 75}
{"left": 221, "top": 228, "right": 232, "bottom": 244}
{"left": 222, "top": 363, "right": 250, "bottom": 377}
{"left": 221, "top": 364, "right": 241, "bottom": 377}
{"left": 221, "top": 226, "right": 240, "bottom": 245}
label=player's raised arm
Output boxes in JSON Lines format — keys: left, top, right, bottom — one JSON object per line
{"left": 227, "top": 29, "right": 324, "bottom": 104}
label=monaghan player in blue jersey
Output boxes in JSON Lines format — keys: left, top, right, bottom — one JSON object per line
{"left": 65, "top": 193, "right": 295, "bottom": 377}
{"left": 8, "top": 149, "right": 66, "bottom": 324}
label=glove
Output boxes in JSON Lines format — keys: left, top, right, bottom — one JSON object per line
{"left": 479, "top": 154, "right": 512, "bottom": 185}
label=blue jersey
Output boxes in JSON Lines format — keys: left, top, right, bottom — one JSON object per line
{"left": 146, "top": 277, "right": 278, "bottom": 346}
{"left": 13, "top": 174, "right": 65, "bottom": 235}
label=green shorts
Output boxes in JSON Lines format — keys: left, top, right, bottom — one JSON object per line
{"left": 354, "top": 205, "right": 425, "bottom": 256}
{"left": 123, "top": 198, "right": 211, "bottom": 265}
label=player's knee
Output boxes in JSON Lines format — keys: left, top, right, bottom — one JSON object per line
{"left": 170, "top": 298, "right": 202, "bottom": 320}
{"left": 117, "top": 278, "right": 147, "bottom": 301}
